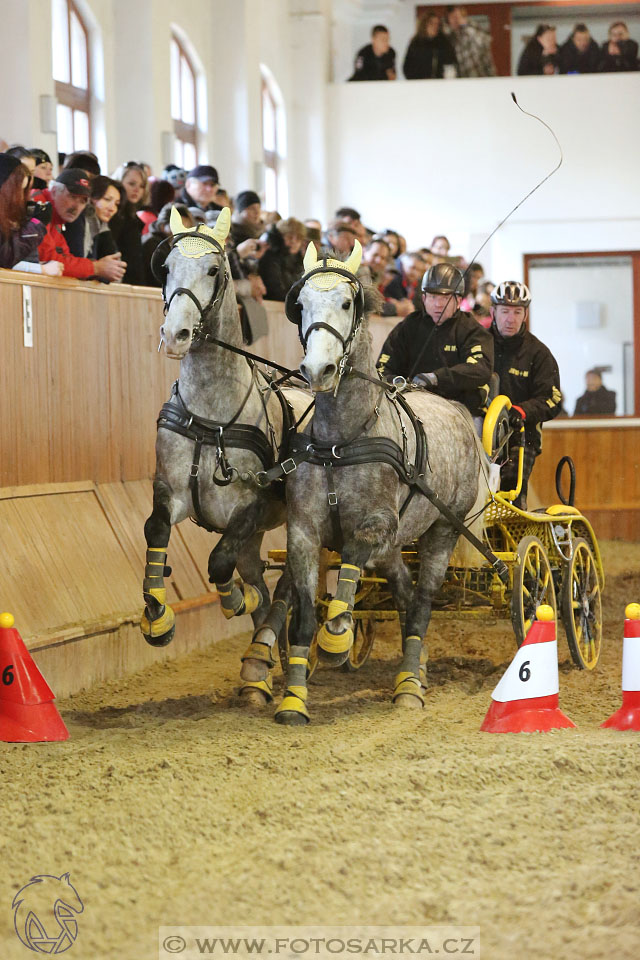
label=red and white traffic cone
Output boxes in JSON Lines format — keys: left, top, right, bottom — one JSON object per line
{"left": 601, "top": 603, "right": 640, "bottom": 731}
{"left": 481, "top": 604, "right": 576, "bottom": 733}
{"left": 0, "top": 612, "right": 69, "bottom": 743}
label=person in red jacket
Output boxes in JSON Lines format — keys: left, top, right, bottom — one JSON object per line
{"left": 36, "top": 169, "right": 126, "bottom": 281}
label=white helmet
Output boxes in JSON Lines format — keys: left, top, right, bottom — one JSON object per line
{"left": 491, "top": 281, "right": 531, "bottom": 307}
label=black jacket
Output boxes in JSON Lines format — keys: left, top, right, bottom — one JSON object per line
{"left": 598, "top": 39, "right": 639, "bottom": 72}
{"left": 377, "top": 308, "right": 493, "bottom": 415}
{"left": 403, "top": 35, "right": 457, "bottom": 79}
{"left": 349, "top": 43, "right": 396, "bottom": 81}
{"left": 491, "top": 322, "right": 561, "bottom": 453}
{"left": 517, "top": 39, "right": 557, "bottom": 75}
{"left": 574, "top": 386, "right": 616, "bottom": 416}
{"left": 559, "top": 38, "right": 601, "bottom": 74}
{"left": 258, "top": 225, "right": 303, "bottom": 301}
{"left": 109, "top": 212, "right": 144, "bottom": 285}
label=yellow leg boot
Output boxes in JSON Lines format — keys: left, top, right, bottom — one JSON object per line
{"left": 317, "top": 563, "right": 360, "bottom": 667}
{"left": 216, "top": 579, "right": 263, "bottom": 619}
{"left": 141, "top": 548, "right": 176, "bottom": 647}
{"left": 275, "top": 651, "right": 310, "bottom": 725}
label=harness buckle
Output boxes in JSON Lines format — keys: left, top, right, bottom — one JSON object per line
{"left": 190, "top": 464, "right": 199, "bottom": 478}
{"left": 281, "top": 458, "right": 298, "bottom": 475}
{"left": 328, "top": 492, "right": 338, "bottom": 507}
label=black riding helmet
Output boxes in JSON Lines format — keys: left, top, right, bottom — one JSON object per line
{"left": 421, "top": 262, "right": 465, "bottom": 297}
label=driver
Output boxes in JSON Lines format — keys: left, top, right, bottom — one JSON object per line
{"left": 490, "top": 280, "right": 562, "bottom": 509}
{"left": 377, "top": 262, "right": 493, "bottom": 416}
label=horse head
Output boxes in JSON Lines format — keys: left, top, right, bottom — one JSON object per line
{"left": 158, "top": 206, "right": 232, "bottom": 359}
{"left": 287, "top": 240, "right": 373, "bottom": 392}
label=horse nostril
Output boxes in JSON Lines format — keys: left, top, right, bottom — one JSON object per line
{"left": 177, "top": 329, "right": 190, "bottom": 342}
{"left": 299, "top": 362, "right": 311, "bottom": 384}
{"left": 323, "top": 363, "right": 337, "bottom": 380}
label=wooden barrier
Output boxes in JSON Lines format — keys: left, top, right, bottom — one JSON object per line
{"left": 0, "top": 269, "right": 638, "bottom": 693}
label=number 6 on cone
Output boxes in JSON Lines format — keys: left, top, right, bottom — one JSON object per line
{"left": 481, "top": 605, "right": 576, "bottom": 733}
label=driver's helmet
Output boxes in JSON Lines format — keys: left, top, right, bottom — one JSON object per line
{"left": 421, "top": 262, "right": 465, "bottom": 297}
{"left": 491, "top": 280, "right": 531, "bottom": 307}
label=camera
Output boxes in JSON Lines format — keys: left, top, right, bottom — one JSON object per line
{"left": 26, "top": 200, "right": 52, "bottom": 226}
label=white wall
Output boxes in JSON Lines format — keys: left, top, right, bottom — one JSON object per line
{"left": 323, "top": 72, "right": 640, "bottom": 276}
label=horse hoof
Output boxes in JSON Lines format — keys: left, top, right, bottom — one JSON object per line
{"left": 275, "top": 710, "right": 309, "bottom": 726}
{"left": 142, "top": 624, "right": 175, "bottom": 648}
{"left": 317, "top": 646, "right": 350, "bottom": 668}
{"left": 240, "top": 687, "right": 270, "bottom": 708}
{"left": 240, "top": 657, "right": 269, "bottom": 682}
{"left": 393, "top": 694, "right": 424, "bottom": 710}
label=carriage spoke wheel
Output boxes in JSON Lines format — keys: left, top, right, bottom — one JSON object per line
{"left": 561, "top": 538, "right": 602, "bottom": 670}
{"left": 511, "top": 535, "right": 557, "bottom": 647}
{"left": 341, "top": 618, "right": 376, "bottom": 672}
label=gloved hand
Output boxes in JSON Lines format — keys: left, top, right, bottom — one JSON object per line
{"left": 508, "top": 405, "right": 526, "bottom": 431}
{"left": 412, "top": 372, "right": 438, "bottom": 390}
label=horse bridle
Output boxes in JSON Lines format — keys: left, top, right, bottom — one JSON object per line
{"left": 153, "top": 229, "right": 230, "bottom": 343}
{"left": 285, "top": 263, "right": 365, "bottom": 365}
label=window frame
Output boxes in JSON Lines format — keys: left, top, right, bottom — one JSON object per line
{"left": 171, "top": 33, "right": 198, "bottom": 167}
{"left": 54, "top": 0, "right": 92, "bottom": 151}
{"left": 261, "top": 75, "right": 279, "bottom": 210}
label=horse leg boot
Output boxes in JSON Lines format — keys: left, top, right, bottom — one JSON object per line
{"left": 241, "top": 568, "right": 293, "bottom": 704}
{"left": 141, "top": 491, "right": 176, "bottom": 646}
{"left": 275, "top": 588, "right": 315, "bottom": 725}
{"left": 318, "top": 511, "right": 397, "bottom": 667}
{"left": 208, "top": 504, "right": 264, "bottom": 621}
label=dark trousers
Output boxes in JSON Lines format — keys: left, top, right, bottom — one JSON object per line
{"left": 500, "top": 445, "right": 538, "bottom": 509}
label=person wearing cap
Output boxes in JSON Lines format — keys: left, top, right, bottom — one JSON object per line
{"left": 377, "top": 261, "right": 493, "bottom": 417}
{"left": 35, "top": 168, "right": 127, "bottom": 282}
{"left": 179, "top": 164, "right": 222, "bottom": 213}
{"left": 231, "top": 190, "right": 262, "bottom": 245}
{"left": 490, "top": 281, "right": 561, "bottom": 508}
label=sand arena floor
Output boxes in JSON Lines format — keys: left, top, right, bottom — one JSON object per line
{"left": 1, "top": 540, "right": 639, "bottom": 960}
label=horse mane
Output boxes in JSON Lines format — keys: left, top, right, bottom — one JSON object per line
{"left": 362, "top": 282, "right": 382, "bottom": 317}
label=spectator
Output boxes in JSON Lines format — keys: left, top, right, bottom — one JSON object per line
{"left": 460, "top": 261, "right": 484, "bottom": 311}
{"left": 362, "top": 238, "right": 413, "bottom": 317}
{"left": 599, "top": 22, "right": 639, "bottom": 72}
{"left": 109, "top": 162, "right": 147, "bottom": 284}
{"left": 138, "top": 179, "right": 175, "bottom": 236}
{"left": 490, "top": 281, "right": 561, "bottom": 508}
{"left": 430, "top": 235, "right": 450, "bottom": 258}
{"left": 380, "top": 229, "right": 401, "bottom": 259}
{"left": 36, "top": 168, "right": 126, "bottom": 281}
{"left": 179, "top": 164, "right": 222, "bottom": 213}
{"left": 162, "top": 164, "right": 187, "bottom": 200}
{"left": 86, "top": 176, "right": 121, "bottom": 260}
{"left": 517, "top": 24, "right": 558, "bottom": 76}
{"left": 326, "top": 221, "right": 359, "bottom": 255}
{"left": 30, "top": 148, "right": 54, "bottom": 190}
{"left": 231, "top": 190, "right": 262, "bottom": 245}
{"left": 384, "top": 251, "right": 426, "bottom": 303}
{"left": 444, "top": 6, "right": 496, "bottom": 78}
{"left": 215, "top": 187, "right": 232, "bottom": 209}
{"left": 61, "top": 151, "right": 102, "bottom": 256}
{"left": 559, "top": 24, "right": 600, "bottom": 74}
{"left": 334, "top": 206, "right": 365, "bottom": 241}
{"left": 377, "top": 262, "right": 493, "bottom": 417}
{"left": 403, "top": 13, "right": 457, "bottom": 80}
{"left": 349, "top": 25, "right": 396, "bottom": 81}
{"left": 0, "top": 153, "right": 61, "bottom": 275}
{"left": 574, "top": 370, "right": 616, "bottom": 416}
{"left": 6, "top": 146, "right": 36, "bottom": 174}
{"left": 142, "top": 202, "right": 197, "bottom": 287}
{"left": 258, "top": 217, "right": 306, "bottom": 301}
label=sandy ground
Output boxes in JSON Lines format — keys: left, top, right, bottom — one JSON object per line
{"left": 1, "top": 540, "right": 640, "bottom": 960}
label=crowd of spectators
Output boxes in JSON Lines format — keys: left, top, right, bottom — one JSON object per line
{"left": 348, "top": 11, "right": 639, "bottom": 81}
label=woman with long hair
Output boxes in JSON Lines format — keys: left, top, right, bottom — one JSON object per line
{"left": 85, "top": 175, "right": 121, "bottom": 260}
{"left": 403, "top": 13, "right": 457, "bottom": 79}
{"left": 108, "top": 162, "right": 147, "bottom": 284}
{"left": 0, "top": 154, "right": 62, "bottom": 275}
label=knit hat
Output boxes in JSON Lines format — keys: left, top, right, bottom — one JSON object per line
{"left": 0, "top": 153, "right": 21, "bottom": 189}
{"left": 235, "top": 190, "right": 261, "bottom": 213}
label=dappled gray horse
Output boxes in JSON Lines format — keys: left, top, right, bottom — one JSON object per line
{"left": 141, "top": 206, "right": 308, "bottom": 703}
{"left": 276, "top": 240, "right": 490, "bottom": 724}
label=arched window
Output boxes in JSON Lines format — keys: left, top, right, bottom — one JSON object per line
{"left": 52, "top": 0, "right": 91, "bottom": 154}
{"left": 261, "top": 68, "right": 286, "bottom": 213}
{"left": 171, "top": 34, "right": 198, "bottom": 170}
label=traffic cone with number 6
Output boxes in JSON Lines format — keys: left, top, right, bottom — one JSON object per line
{"left": 0, "top": 612, "right": 69, "bottom": 742}
{"left": 481, "top": 605, "right": 576, "bottom": 733}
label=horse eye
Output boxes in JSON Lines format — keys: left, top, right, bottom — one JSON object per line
{"left": 207, "top": 266, "right": 218, "bottom": 277}
{"left": 342, "top": 300, "right": 351, "bottom": 310}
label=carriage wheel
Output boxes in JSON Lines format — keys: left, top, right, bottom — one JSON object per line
{"left": 341, "top": 618, "right": 376, "bottom": 672}
{"left": 511, "top": 535, "right": 557, "bottom": 647}
{"left": 277, "top": 618, "right": 318, "bottom": 680}
{"left": 561, "top": 538, "right": 602, "bottom": 670}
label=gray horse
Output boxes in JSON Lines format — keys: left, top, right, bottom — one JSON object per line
{"left": 141, "top": 206, "right": 309, "bottom": 703}
{"left": 276, "top": 240, "right": 488, "bottom": 724}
